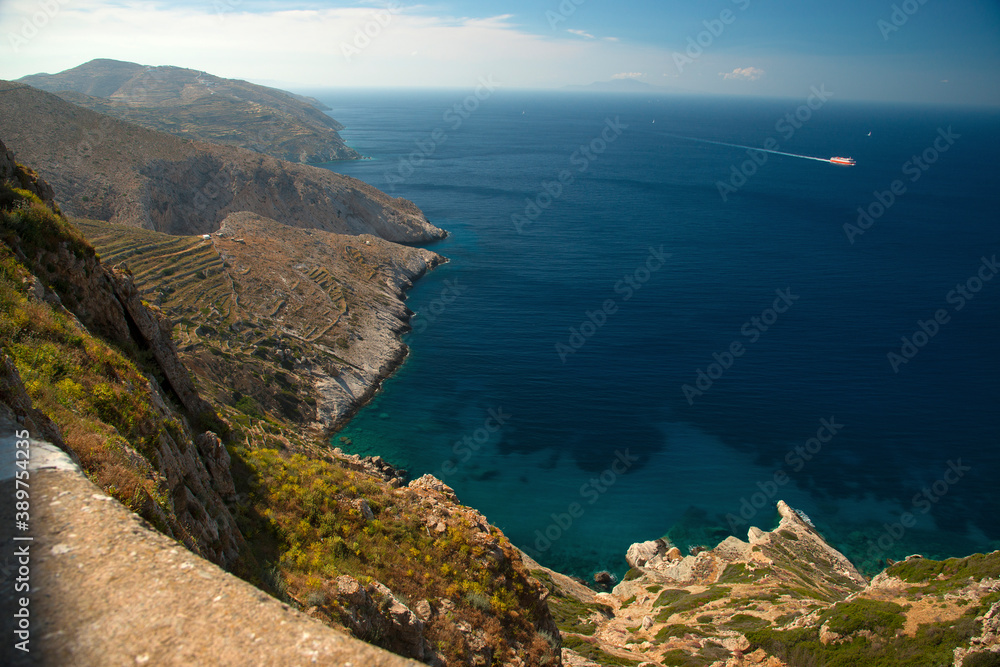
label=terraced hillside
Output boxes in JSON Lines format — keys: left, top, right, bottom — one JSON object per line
{"left": 79, "top": 222, "right": 232, "bottom": 320}
{"left": 76, "top": 214, "right": 443, "bottom": 435}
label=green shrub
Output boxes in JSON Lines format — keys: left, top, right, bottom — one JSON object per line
{"left": 653, "top": 588, "right": 690, "bottom": 607}
{"left": 963, "top": 651, "right": 1000, "bottom": 667}
{"left": 560, "top": 635, "right": 639, "bottom": 666}
{"left": 888, "top": 553, "right": 1000, "bottom": 587}
{"left": 655, "top": 623, "right": 705, "bottom": 642}
{"left": 235, "top": 395, "right": 264, "bottom": 418}
{"left": 722, "top": 613, "right": 769, "bottom": 632}
{"left": 823, "top": 598, "right": 905, "bottom": 636}
{"left": 655, "top": 587, "right": 730, "bottom": 622}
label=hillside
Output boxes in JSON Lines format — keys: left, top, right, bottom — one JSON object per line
{"left": 0, "top": 141, "right": 561, "bottom": 665}
{"left": 18, "top": 58, "right": 362, "bottom": 163}
{"left": 74, "top": 214, "right": 443, "bottom": 434}
{"left": 0, "top": 139, "right": 241, "bottom": 566}
{"left": 0, "top": 81, "right": 443, "bottom": 243}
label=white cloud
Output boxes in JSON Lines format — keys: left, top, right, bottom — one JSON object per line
{"left": 719, "top": 66, "right": 765, "bottom": 81}
{"left": 567, "top": 29, "right": 595, "bottom": 39}
{"left": 612, "top": 72, "right": 644, "bottom": 80}
{"left": 3, "top": 0, "right": 786, "bottom": 94}
{"left": 0, "top": 0, "right": 678, "bottom": 89}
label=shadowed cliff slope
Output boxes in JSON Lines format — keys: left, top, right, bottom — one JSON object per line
{"left": 0, "top": 81, "right": 443, "bottom": 243}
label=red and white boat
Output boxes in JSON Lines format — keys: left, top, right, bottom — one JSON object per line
{"left": 829, "top": 156, "right": 856, "bottom": 166}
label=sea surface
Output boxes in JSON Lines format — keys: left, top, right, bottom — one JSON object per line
{"left": 306, "top": 87, "right": 1000, "bottom": 580}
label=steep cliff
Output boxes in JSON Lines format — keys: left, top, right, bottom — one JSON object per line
{"left": 0, "top": 138, "right": 241, "bottom": 565}
{"left": 0, "top": 81, "right": 443, "bottom": 243}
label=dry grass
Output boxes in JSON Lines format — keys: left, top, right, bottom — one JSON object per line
{"left": 233, "top": 440, "right": 558, "bottom": 665}
{"left": 0, "top": 184, "right": 179, "bottom": 537}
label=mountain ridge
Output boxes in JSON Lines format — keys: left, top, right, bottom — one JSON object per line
{"left": 0, "top": 80, "right": 443, "bottom": 243}
{"left": 18, "top": 58, "right": 361, "bottom": 163}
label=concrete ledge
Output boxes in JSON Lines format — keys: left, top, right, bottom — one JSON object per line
{"left": 0, "top": 428, "right": 421, "bottom": 667}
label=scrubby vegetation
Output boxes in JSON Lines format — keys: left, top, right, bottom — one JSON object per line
{"left": 230, "top": 439, "right": 557, "bottom": 665}
{"left": 887, "top": 553, "right": 1000, "bottom": 589}
{"left": 660, "top": 646, "right": 728, "bottom": 667}
{"left": 824, "top": 598, "right": 905, "bottom": 636}
{"left": 655, "top": 587, "right": 731, "bottom": 622}
{"left": 0, "top": 182, "right": 182, "bottom": 537}
{"left": 718, "top": 562, "right": 771, "bottom": 584}
{"left": 561, "top": 634, "right": 639, "bottom": 666}
{"left": 746, "top": 594, "right": 990, "bottom": 667}
{"left": 530, "top": 568, "right": 613, "bottom": 637}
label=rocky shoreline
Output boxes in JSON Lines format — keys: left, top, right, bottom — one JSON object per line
{"left": 525, "top": 499, "right": 1000, "bottom": 666}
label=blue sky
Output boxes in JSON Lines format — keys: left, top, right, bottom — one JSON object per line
{"left": 1, "top": 0, "right": 998, "bottom": 104}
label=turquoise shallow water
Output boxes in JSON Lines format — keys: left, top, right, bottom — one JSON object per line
{"left": 309, "top": 89, "right": 1000, "bottom": 580}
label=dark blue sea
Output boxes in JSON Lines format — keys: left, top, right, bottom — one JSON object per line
{"left": 307, "top": 88, "right": 1000, "bottom": 580}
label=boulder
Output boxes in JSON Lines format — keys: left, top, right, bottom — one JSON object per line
{"left": 408, "top": 473, "right": 458, "bottom": 501}
{"left": 593, "top": 571, "right": 616, "bottom": 590}
{"left": 625, "top": 538, "right": 669, "bottom": 568}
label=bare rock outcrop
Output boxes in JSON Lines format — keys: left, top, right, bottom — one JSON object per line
{"left": 625, "top": 538, "right": 670, "bottom": 569}
{"left": 622, "top": 500, "right": 866, "bottom": 589}
{"left": 334, "top": 575, "right": 429, "bottom": 662}
{"left": 332, "top": 446, "right": 407, "bottom": 487}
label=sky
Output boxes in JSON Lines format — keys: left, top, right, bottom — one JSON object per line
{"left": 1, "top": 0, "right": 999, "bottom": 105}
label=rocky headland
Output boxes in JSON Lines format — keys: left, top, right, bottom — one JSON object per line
{"left": 74, "top": 212, "right": 443, "bottom": 435}
{"left": 527, "top": 501, "right": 999, "bottom": 666}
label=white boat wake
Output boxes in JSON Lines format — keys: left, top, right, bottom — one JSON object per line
{"left": 667, "top": 134, "right": 834, "bottom": 163}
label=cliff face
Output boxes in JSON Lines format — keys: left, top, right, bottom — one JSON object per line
{"left": 0, "top": 81, "right": 443, "bottom": 243}
{"left": 19, "top": 58, "right": 362, "bottom": 163}
{"left": 0, "top": 139, "right": 241, "bottom": 565}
